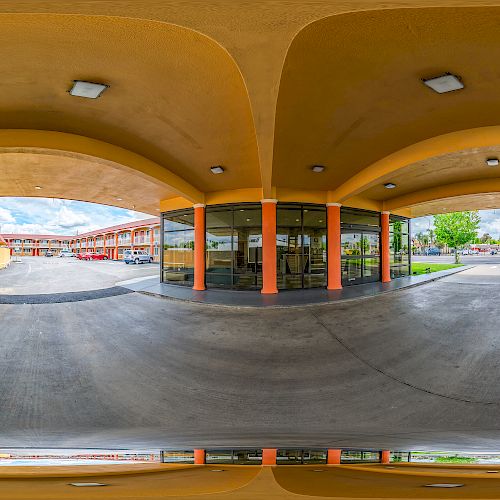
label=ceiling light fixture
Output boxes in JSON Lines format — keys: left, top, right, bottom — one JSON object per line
{"left": 34, "top": 186, "right": 42, "bottom": 190}
{"left": 422, "top": 73, "right": 464, "bottom": 94}
{"left": 210, "top": 165, "right": 224, "bottom": 174}
{"left": 116, "top": 197, "right": 123, "bottom": 201}
{"left": 384, "top": 183, "right": 397, "bottom": 189}
{"left": 69, "top": 80, "right": 109, "bottom": 99}
{"left": 486, "top": 158, "right": 499, "bottom": 167}
{"left": 311, "top": 165, "right": 325, "bottom": 173}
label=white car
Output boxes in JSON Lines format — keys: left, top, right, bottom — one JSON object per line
{"left": 123, "top": 250, "right": 154, "bottom": 264}
{"left": 59, "top": 251, "right": 76, "bottom": 257}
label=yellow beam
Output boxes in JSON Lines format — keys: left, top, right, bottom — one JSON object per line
{"left": 384, "top": 178, "right": 500, "bottom": 211}
{"left": 0, "top": 130, "right": 204, "bottom": 203}
{"left": 330, "top": 126, "right": 500, "bottom": 202}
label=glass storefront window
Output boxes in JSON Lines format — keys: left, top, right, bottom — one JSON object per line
{"left": 277, "top": 449, "right": 327, "bottom": 464}
{"left": 390, "top": 216, "right": 410, "bottom": 278}
{"left": 277, "top": 204, "right": 327, "bottom": 290}
{"left": 162, "top": 209, "right": 195, "bottom": 285}
{"left": 391, "top": 451, "right": 411, "bottom": 463}
{"left": 161, "top": 450, "right": 194, "bottom": 463}
{"left": 341, "top": 450, "right": 381, "bottom": 463}
{"left": 340, "top": 208, "right": 381, "bottom": 286}
{"left": 206, "top": 204, "right": 262, "bottom": 290}
{"left": 205, "top": 449, "right": 262, "bottom": 464}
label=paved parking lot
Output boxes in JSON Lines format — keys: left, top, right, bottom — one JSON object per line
{"left": 0, "top": 256, "right": 158, "bottom": 294}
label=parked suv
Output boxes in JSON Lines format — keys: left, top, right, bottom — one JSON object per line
{"left": 123, "top": 250, "right": 153, "bottom": 264}
{"left": 59, "top": 250, "right": 76, "bottom": 258}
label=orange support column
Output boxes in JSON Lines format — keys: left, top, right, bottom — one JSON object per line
{"left": 262, "top": 448, "right": 277, "bottom": 466}
{"left": 327, "top": 449, "right": 342, "bottom": 464}
{"left": 327, "top": 203, "right": 342, "bottom": 290}
{"left": 114, "top": 233, "right": 119, "bottom": 260}
{"left": 193, "top": 204, "right": 206, "bottom": 291}
{"left": 194, "top": 449, "right": 205, "bottom": 465}
{"left": 381, "top": 450, "right": 391, "bottom": 464}
{"left": 261, "top": 199, "right": 278, "bottom": 294}
{"left": 381, "top": 211, "right": 391, "bottom": 283}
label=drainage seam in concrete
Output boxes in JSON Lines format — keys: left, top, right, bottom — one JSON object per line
{"left": 310, "top": 310, "right": 497, "bottom": 406}
{"left": 0, "top": 287, "right": 134, "bottom": 304}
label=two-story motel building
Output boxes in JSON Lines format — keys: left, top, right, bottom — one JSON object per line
{"left": 1, "top": 217, "right": 161, "bottom": 261}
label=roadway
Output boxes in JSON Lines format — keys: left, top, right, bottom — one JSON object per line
{"left": 1, "top": 258, "right": 500, "bottom": 451}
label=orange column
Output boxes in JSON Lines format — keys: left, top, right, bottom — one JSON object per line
{"left": 327, "top": 449, "right": 342, "bottom": 464}
{"left": 194, "top": 449, "right": 205, "bottom": 465}
{"left": 261, "top": 199, "right": 278, "bottom": 294}
{"left": 262, "top": 448, "right": 277, "bottom": 466}
{"left": 149, "top": 227, "right": 154, "bottom": 257}
{"left": 327, "top": 203, "right": 342, "bottom": 290}
{"left": 381, "top": 211, "right": 391, "bottom": 283}
{"left": 114, "top": 233, "right": 119, "bottom": 260}
{"left": 381, "top": 450, "right": 391, "bottom": 464}
{"left": 193, "top": 204, "right": 206, "bottom": 291}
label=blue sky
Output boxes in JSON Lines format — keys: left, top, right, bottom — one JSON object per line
{"left": 0, "top": 197, "right": 151, "bottom": 235}
{"left": 1, "top": 197, "right": 500, "bottom": 239}
{"left": 412, "top": 210, "right": 500, "bottom": 238}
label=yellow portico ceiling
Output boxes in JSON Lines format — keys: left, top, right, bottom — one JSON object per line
{"left": 2, "top": 3, "right": 500, "bottom": 214}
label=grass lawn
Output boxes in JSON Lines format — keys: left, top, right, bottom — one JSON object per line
{"left": 412, "top": 262, "right": 463, "bottom": 275}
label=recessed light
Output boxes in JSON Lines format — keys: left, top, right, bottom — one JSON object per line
{"left": 69, "top": 80, "right": 108, "bottom": 99}
{"left": 311, "top": 165, "right": 325, "bottom": 173}
{"left": 210, "top": 165, "right": 224, "bottom": 174}
{"left": 318, "top": 220, "right": 323, "bottom": 223}
{"left": 384, "top": 183, "right": 397, "bottom": 189}
{"left": 422, "top": 73, "right": 464, "bottom": 94}
{"left": 295, "top": 218, "right": 300, "bottom": 222}
{"left": 246, "top": 218, "right": 251, "bottom": 222}
{"left": 486, "top": 158, "right": 499, "bottom": 167}
{"left": 132, "top": 205, "right": 136, "bottom": 209}
{"left": 116, "top": 197, "right": 123, "bottom": 201}
{"left": 424, "top": 484, "right": 464, "bottom": 488}
{"left": 34, "top": 186, "right": 42, "bottom": 190}
{"left": 69, "top": 483, "right": 107, "bottom": 487}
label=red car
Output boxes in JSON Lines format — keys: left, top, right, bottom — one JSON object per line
{"left": 77, "top": 252, "right": 108, "bottom": 261}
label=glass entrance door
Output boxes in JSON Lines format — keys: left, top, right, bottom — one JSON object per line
{"left": 341, "top": 231, "right": 380, "bottom": 285}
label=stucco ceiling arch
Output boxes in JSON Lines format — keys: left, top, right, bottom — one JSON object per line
{"left": 273, "top": 7, "right": 500, "bottom": 213}
{"left": 0, "top": 12, "right": 260, "bottom": 205}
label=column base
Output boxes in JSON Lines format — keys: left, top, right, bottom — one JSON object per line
{"left": 193, "top": 285, "right": 206, "bottom": 291}
{"left": 261, "top": 288, "right": 278, "bottom": 295}
{"left": 327, "top": 285, "right": 342, "bottom": 291}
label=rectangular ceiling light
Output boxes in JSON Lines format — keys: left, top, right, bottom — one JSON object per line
{"left": 69, "top": 81, "right": 108, "bottom": 99}
{"left": 69, "top": 483, "right": 107, "bottom": 487}
{"left": 422, "top": 74, "right": 464, "bottom": 94}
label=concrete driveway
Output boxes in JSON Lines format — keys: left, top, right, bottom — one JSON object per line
{"left": 0, "top": 256, "right": 158, "bottom": 294}
{"left": 2, "top": 260, "right": 500, "bottom": 451}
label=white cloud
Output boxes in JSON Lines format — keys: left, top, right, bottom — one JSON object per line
{"left": 0, "top": 197, "right": 151, "bottom": 235}
{"left": 0, "top": 207, "right": 15, "bottom": 223}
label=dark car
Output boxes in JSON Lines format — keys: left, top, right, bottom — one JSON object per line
{"left": 45, "top": 251, "right": 53, "bottom": 257}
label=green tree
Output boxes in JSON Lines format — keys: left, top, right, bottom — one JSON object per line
{"left": 480, "top": 233, "right": 492, "bottom": 244}
{"left": 433, "top": 211, "right": 480, "bottom": 263}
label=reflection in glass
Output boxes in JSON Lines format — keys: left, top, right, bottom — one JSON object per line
{"left": 162, "top": 210, "right": 194, "bottom": 285}
{"left": 341, "top": 231, "right": 380, "bottom": 285}
{"left": 277, "top": 205, "right": 326, "bottom": 289}
{"left": 205, "top": 204, "right": 262, "bottom": 289}
{"left": 390, "top": 216, "right": 411, "bottom": 278}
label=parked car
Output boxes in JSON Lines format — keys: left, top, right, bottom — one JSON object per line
{"left": 59, "top": 250, "right": 76, "bottom": 258}
{"left": 90, "top": 253, "right": 108, "bottom": 260}
{"left": 123, "top": 250, "right": 154, "bottom": 264}
{"left": 77, "top": 252, "right": 108, "bottom": 261}
{"left": 45, "top": 251, "right": 53, "bottom": 257}
{"left": 425, "top": 247, "right": 441, "bottom": 256}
